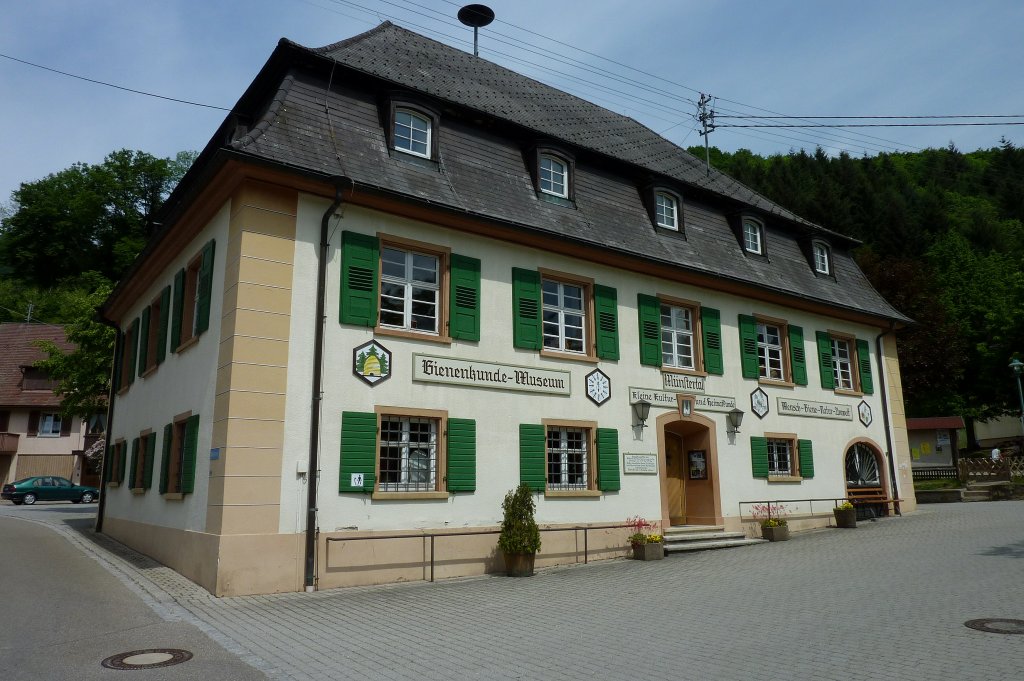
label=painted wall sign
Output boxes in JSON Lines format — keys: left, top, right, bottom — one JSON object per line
{"left": 777, "top": 397, "right": 854, "bottom": 421}
{"left": 694, "top": 394, "right": 738, "bottom": 413}
{"left": 623, "top": 453, "right": 659, "bottom": 474}
{"left": 354, "top": 340, "right": 392, "bottom": 386}
{"left": 858, "top": 400, "right": 873, "bottom": 427}
{"left": 628, "top": 387, "right": 678, "bottom": 408}
{"left": 751, "top": 388, "right": 769, "bottom": 419}
{"left": 412, "top": 354, "right": 571, "bottom": 395}
{"left": 662, "top": 372, "right": 706, "bottom": 393}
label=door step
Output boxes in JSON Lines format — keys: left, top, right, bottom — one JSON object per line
{"left": 663, "top": 526, "right": 766, "bottom": 554}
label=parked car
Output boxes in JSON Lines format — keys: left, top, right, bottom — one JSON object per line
{"left": 1, "top": 476, "right": 100, "bottom": 505}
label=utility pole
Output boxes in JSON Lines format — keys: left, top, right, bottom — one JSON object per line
{"left": 26, "top": 303, "right": 34, "bottom": 323}
{"left": 697, "top": 93, "right": 716, "bottom": 177}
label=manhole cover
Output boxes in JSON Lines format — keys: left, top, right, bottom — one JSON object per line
{"left": 964, "top": 618, "right": 1024, "bottom": 635}
{"left": 101, "top": 649, "right": 193, "bottom": 670}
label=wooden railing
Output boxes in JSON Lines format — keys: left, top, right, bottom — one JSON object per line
{"left": 912, "top": 466, "right": 958, "bottom": 481}
{"left": 958, "top": 457, "right": 1020, "bottom": 482}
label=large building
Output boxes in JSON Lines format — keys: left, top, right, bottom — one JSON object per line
{"left": 98, "top": 22, "right": 915, "bottom": 596}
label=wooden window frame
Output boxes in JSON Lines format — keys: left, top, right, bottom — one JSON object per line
{"left": 527, "top": 144, "right": 576, "bottom": 204}
{"left": 654, "top": 191, "right": 680, "bottom": 231}
{"left": 827, "top": 329, "right": 863, "bottom": 396}
{"left": 372, "top": 406, "right": 449, "bottom": 500}
{"left": 384, "top": 97, "right": 441, "bottom": 163}
{"left": 742, "top": 217, "right": 765, "bottom": 256}
{"left": 130, "top": 430, "right": 154, "bottom": 492}
{"left": 117, "top": 322, "right": 136, "bottom": 393}
{"left": 176, "top": 253, "right": 203, "bottom": 351}
{"left": 764, "top": 432, "right": 801, "bottom": 481}
{"left": 108, "top": 439, "right": 126, "bottom": 488}
{"left": 658, "top": 294, "right": 706, "bottom": 376}
{"left": 539, "top": 268, "right": 597, "bottom": 363}
{"left": 375, "top": 233, "right": 452, "bottom": 344}
{"left": 392, "top": 108, "right": 433, "bottom": 159}
{"left": 164, "top": 412, "right": 191, "bottom": 497}
{"left": 141, "top": 294, "right": 162, "bottom": 377}
{"left": 542, "top": 419, "right": 599, "bottom": 497}
{"left": 756, "top": 314, "right": 793, "bottom": 386}
{"left": 812, "top": 241, "right": 831, "bottom": 275}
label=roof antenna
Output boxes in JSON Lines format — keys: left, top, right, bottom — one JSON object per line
{"left": 458, "top": 4, "right": 494, "bottom": 57}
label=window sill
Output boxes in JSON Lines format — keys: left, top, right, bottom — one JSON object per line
{"left": 758, "top": 378, "right": 795, "bottom": 389}
{"left": 106, "top": 482, "right": 120, "bottom": 489}
{"left": 661, "top": 366, "right": 708, "bottom": 377}
{"left": 537, "top": 192, "right": 575, "bottom": 209}
{"left": 162, "top": 492, "right": 184, "bottom": 501}
{"left": 767, "top": 475, "right": 803, "bottom": 483}
{"left": 140, "top": 365, "right": 158, "bottom": 379}
{"left": 372, "top": 491, "right": 450, "bottom": 501}
{"left": 174, "top": 335, "right": 200, "bottom": 354}
{"left": 834, "top": 388, "right": 863, "bottom": 398}
{"left": 130, "top": 487, "right": 146, "bottom": 495}
{"left": 539, "top": 349, "right": 598, "bottom": 364}
{"left": 545, "top": 489, "right": 602, "bottom": 498}
{"left": 375, "top": 327, "right": 451, "bottom": 345}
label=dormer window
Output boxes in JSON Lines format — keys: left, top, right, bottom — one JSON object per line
{"left": 743, "top": 218, "right": 764, "bottom": 255}
{"left": 539, "top": 154, "right": 568, "bottom": 198}
{"left": 813, "top": 242, "right": 831, "bottom": 275}
{"left": 655, "top": 192, "right": 679, "bottom": 230}
{"left": 394, "top": 109, "right": 431, "bottom": 158}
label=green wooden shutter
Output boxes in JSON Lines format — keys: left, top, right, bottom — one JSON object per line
{"left": 596, "top": 428, "right": 620, "bottom": 491}
{"left": 856, "top": 339, "right": 874, "bottom": 395}
{"left": 449, "top": 254, "right": 481, "bottom": 341}
{"left": 816, "top": 331, "right": 835, "bottom": 389}
{"left": 143, "top": 433, "right": 156, "bottom": 489}
{"left": 519, "top": 423, "right": 546, "bottom": 492}
{"left": 159, "top": 424, "right": 172, "bottom": 494}
{"left": 637, "top": 294, "right": 662, "bottom": 367}
{"left": 181, "top": 414, "right": 200, "bottom": 494}
{"left": 512, "top": 268, "right": 542, "bottom": 350}
{"left": 138, "top": 306, "right": 151, "bottom": 376}
{"left": 340, "top": 231, "right": 380, "bottom": 327}
{"left": 446, "top": 418, "right": 476, "bottom": 492}
{"left": 171, "top": 268, "right": 185, "bottom": 351}
{"left": 798, "top": 439, "right": 814, "bottom": 479}
{"left": 701, "top": 307, "right": 724, "bottom": 375}
{"left": 128, "top": 317, "right": 140, "bottom": 385}
{"left": 195, "top": 239, "right": 216, "bottom": 336}
{"left": 118, "top": 440, "right": 128, "bottom": 484}
{"left": 103, "top": 443, "right": 113, "bottom": 484}
{"left": 156, "top": 285, "right": 171, "bottom": 365}
{"left": 738, "top": 314, "right": 759, "bottom": 379}
{"left": 129, "top": 438, "right": 140, "bottom": 487}
{"left": 112, "top": 330, "right": 123, "bottom": 392}
{"left": 789, "top": 324, "right": 807, "bottom": 386}
{"left": 594, "top": 284, "right": 619, "bottom": 360}
{"left": 340, "top": 411, "right": 377, "bottom": 492}
{"left": 750, "top": 436, "right": 768, "bottom": 479}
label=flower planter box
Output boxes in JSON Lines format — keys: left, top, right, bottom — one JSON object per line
{"left": 761, "top": 525, "right": 790, "bottom": 542}
{"left": 503, "top": 552, "right": 536, "bottom": 577}
{"left": 632, "top": 542, "right": 665, "bottom": 560}
{"left": 833, "top": 507, "right": 857, "bottom": 528}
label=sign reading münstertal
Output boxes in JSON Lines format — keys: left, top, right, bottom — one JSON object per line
{"left": 413, "top": 354, "right": 571, "bottom": 395}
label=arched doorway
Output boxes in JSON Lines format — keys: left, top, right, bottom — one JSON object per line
{"left": 844, "top": 441, "right": 887, "bottom": 518}
{"left": 657, "top": 407, "right": 722, "bottom": 528}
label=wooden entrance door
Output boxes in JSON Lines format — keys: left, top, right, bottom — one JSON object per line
{"left": 665, "top": 431, "right": 686, "bottom": 525}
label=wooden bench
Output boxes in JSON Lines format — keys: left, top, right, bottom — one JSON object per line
{"left": 847, "top": 488, "right": 903, "bottom": 516}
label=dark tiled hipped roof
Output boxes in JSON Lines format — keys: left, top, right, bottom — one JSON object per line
{"left": 224, "top": 22, "right": 907, "bottom": 324}
{"left": 0, "top": 323, "right": 71, "bottom": 408}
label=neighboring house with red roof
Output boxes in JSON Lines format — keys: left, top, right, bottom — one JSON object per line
{"left": 0, "top": 323, "right": 97, "bottom": 486}
{"left": 906, "top": 416, "right": 964, "bottom": 468}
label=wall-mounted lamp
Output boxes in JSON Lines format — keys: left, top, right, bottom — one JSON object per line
{"left": 727, "top": 407, "right": 744, "bottom": 434}
{"left": 632, "top": 399, "right": 652, "bottom": 429}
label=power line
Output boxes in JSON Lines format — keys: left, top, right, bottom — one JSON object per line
{"left": 718, "top": 114, "right": 1024, "bottom": 120}
{"left": 720, "top": 122, "right": 1024, "bottom": 128}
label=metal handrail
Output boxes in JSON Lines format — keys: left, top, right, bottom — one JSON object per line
{"left": 738, "top": 497, "right": 848, "bottom": 522}
{"left": 324, "top": 522, "right": 629, "bottom": 583}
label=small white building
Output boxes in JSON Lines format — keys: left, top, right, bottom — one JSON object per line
{"left": 98, "top": 23, "right": 916, "bottom": 596}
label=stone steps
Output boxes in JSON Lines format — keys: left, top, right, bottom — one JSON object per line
{"left": 662, "top": 526, "right": 766, "bottom": 554}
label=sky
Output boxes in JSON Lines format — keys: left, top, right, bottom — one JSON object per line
{"left": 2, "top": 0, "right": 1023, "bottom": 206}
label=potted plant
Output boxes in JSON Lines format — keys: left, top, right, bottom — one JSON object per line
{"left": 833, "top": 500, "right": 857, "bottom": 528}
{"left": 752, "top": 503, "right": 790, "bottom": 542}
{"left": 627, "top": 516, "right": 665, "bottom": 560}
{"left": 497, "top": 484, "right": 541, "bottom": 576}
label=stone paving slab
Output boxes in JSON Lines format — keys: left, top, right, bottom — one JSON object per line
{"left": 4, "top": 501, "right": 1024, "bottom": 680}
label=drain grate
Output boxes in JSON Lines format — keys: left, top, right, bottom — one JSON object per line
{"left": 101, "top": 649, "right": 193, "bottom": 670}
{"left": 964, "top": 618, "right": 1024, "bottom": 635}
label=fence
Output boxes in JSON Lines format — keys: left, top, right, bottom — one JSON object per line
{"left": 912, "top": 466, "right": 959, "bottom": 482}
{"left": 957, "top": 455, "right": 1024, "bottom": 482}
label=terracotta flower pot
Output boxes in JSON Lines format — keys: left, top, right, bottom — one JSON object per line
{"left": 833, "top": 507, "right": 857, "bottom": 528}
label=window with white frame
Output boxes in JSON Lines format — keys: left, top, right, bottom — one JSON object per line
{"left": 539, "top": 155, "right": 568, "bottom": 198}
{"left": 661, "top": 304, "right": 695, "bottom": 369}
{"left": 743, "top": 218, "right": 764, "bottom": 255}
{"left": 655, "top": 192, "right": 678, "bottom": 230}
{"left": 813, "top": 242, "right": 831, "bottom": 274}
{"left": 542, "top": 279, "right": 586, "bottom": 353}
{"left": 38, "top": 413, "right": 62, "bottom": 437}
{"left": 379, "top": 415, "right": 438, "bottom": 492}
{"left": 393, "top": 109, "right": 431, "bottom": 158}
{"left": 380, "top": 246, "right": 440, "bottom": 334}
{"left": 757, "top": 321, "right": 785, "bottom": 380}
{"left": 767, "top": 438, "right": 793, "bottom": 476}
{"left": 831, "top": 337, "right": 855, "bottom": 390}
{"left": 547, "top": 426, "right": 589, "bottom": 490}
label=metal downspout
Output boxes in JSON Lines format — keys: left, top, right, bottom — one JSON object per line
{"left": 875, "top": 322, "right": 901, "bottom": 515}
{"left": 304, "top": 179, "right": 348, "bottom": 592}
{"left": 95, "top": 315, "right": 121, "bottom": 533}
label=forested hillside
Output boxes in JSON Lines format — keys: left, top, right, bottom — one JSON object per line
{"left": 691, "top": 140, "right": 1024, "bottom": 425}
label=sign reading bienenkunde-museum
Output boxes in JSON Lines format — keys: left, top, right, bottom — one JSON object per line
{"left": 777, "top": 397, "right": 853, "bottom": 420}
{"left": 413, "top": 354, "right": 571, "bottom": 395}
